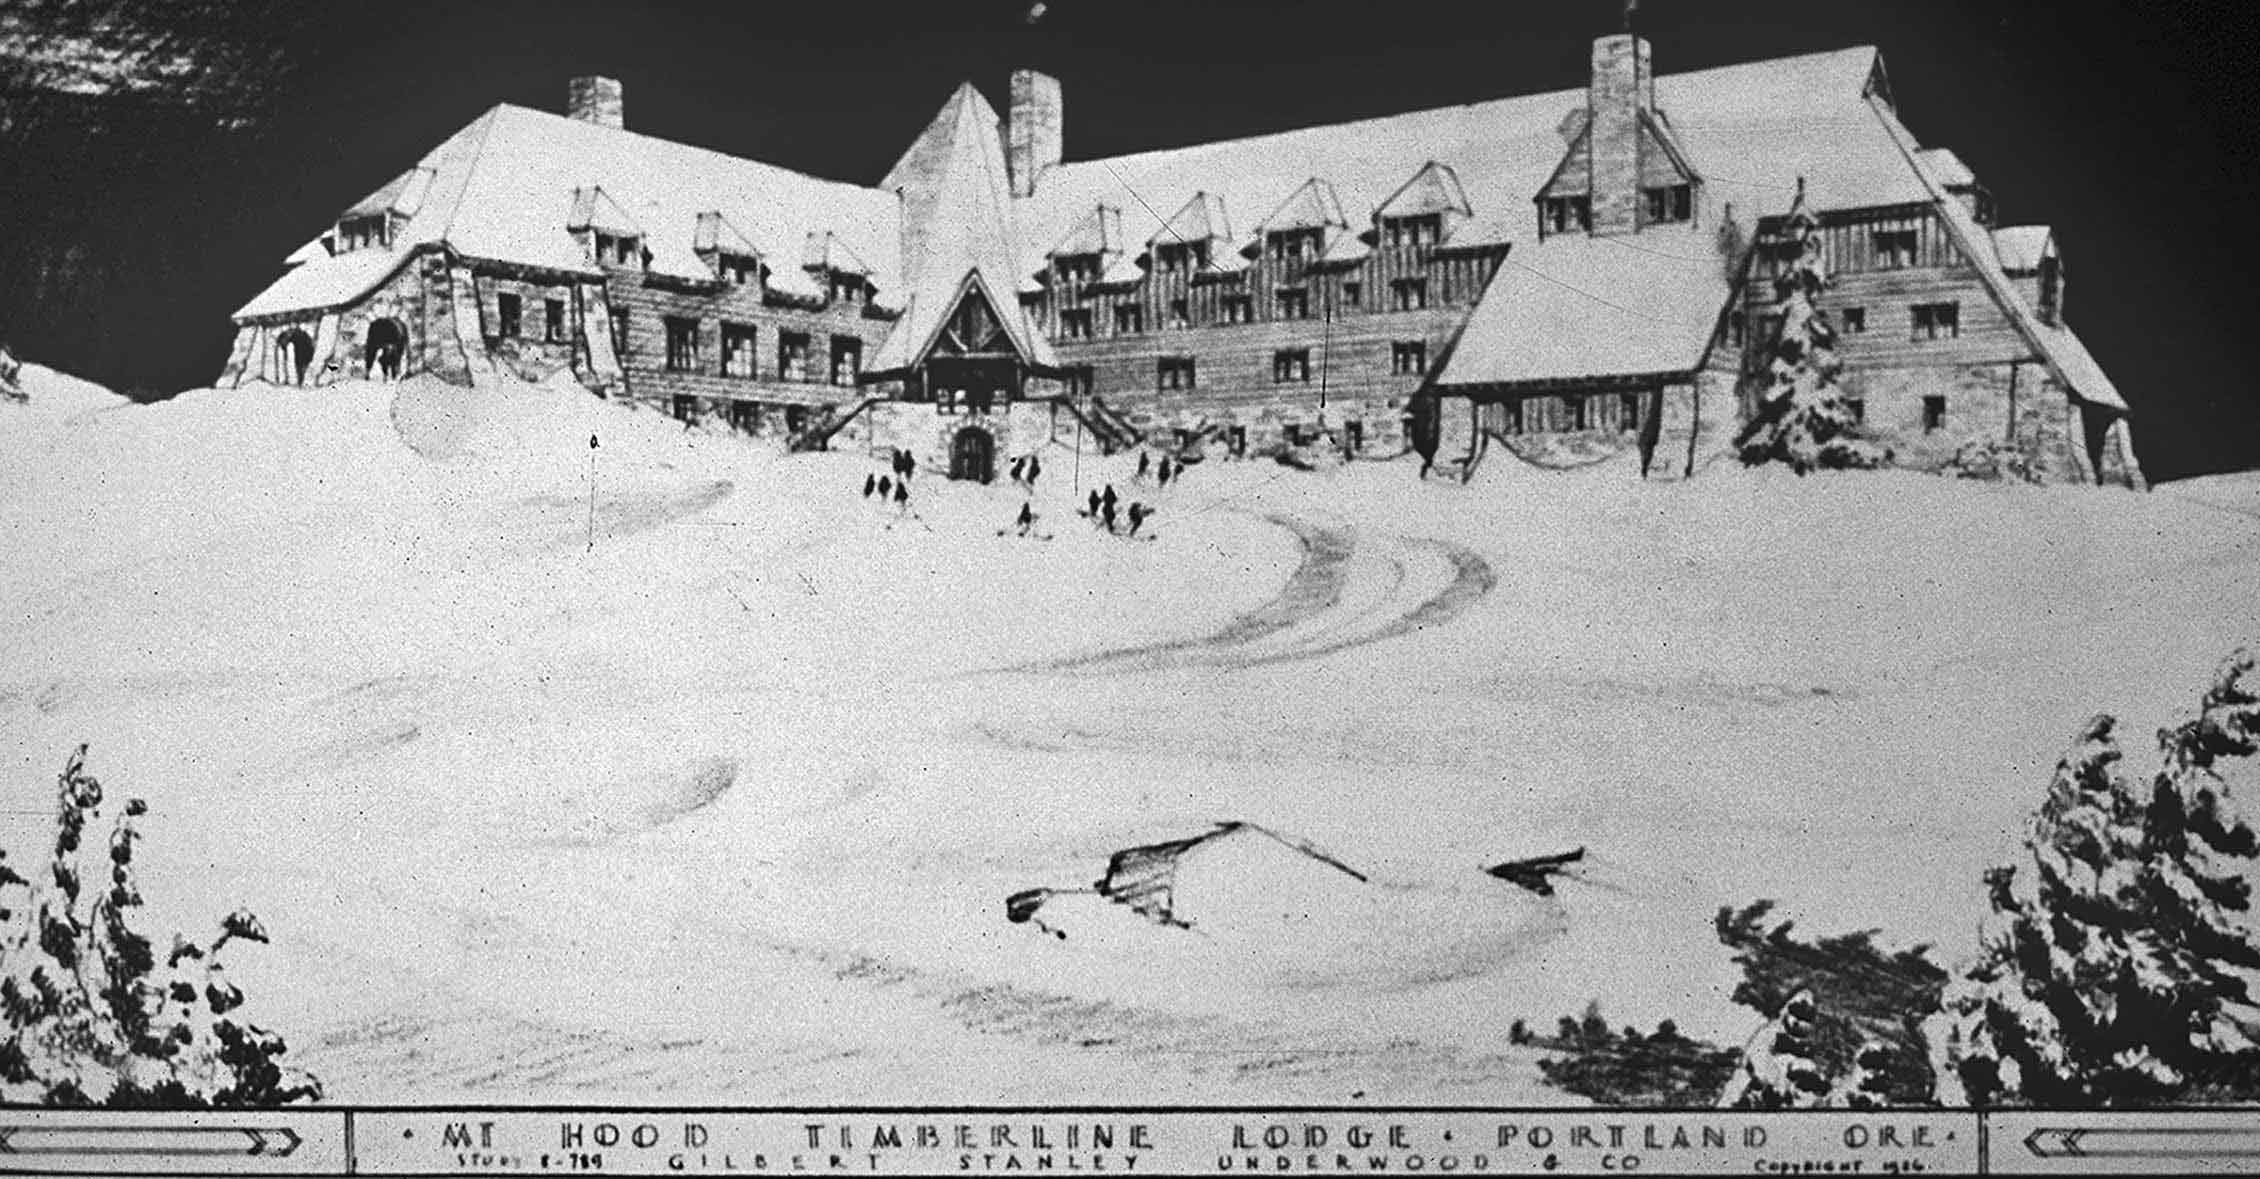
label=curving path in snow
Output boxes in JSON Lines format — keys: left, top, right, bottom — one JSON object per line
{"left": 1023, "top": 512, "right": 1496, "bottom": 675}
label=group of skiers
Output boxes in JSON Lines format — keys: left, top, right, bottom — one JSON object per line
{"left": 1008, "top": 453, "right": 1044, "bottom": 491}
{"left": 861, "top": 447, "right": 920, "bottom": 512}
{"left": 1134, "top": 450, "right": 1183, "bottom": 488}
{"left": 1083, "top": 482, "right": 1155, "bottom": 538}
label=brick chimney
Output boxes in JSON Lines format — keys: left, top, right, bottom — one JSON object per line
{"left": 1007, "top": 69, "right": 1063, "bottom": 198}
{"left": 568, "top": 76, "right": 625, "bottom": 130}
{"left": 1586, "top": 34, "right": 1653, "bottom": 236}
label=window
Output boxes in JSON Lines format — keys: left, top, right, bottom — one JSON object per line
{"left": 2039, "top": 257, "right": 2063, "bottom": 324}
{"left": 1728, "top": 310, "right": 1748, "bottom": 348}
{"left": 829, "top": 273, "right": 863, "bottom": 304}
{"left": 1568, "top": 395, "right": 1591, "bottom": 431}
{"left": 1911, "top": 302, "right": 1961, "bottom": 341}
{"left": 723, "top": 257, "right": 760, "bottom": 286}
{"left": 1057, "top": 254, "right": 1100, "bottom": 283}
{"left": 1268, "top": 230, "right": 1318, "bottom": 265}
{"left": 1157, "top": 356, "right": 1197, "bottom": 392}
{"left": 1342, "top": 281, "right": 1362, "bottom": 309}
{"left": 1114, "top": 303, "right": 1145, "bottom": 334}
{"left": 1383, "top": 215, "right": 1441, "bottom": 249}
{"left": 1345, "top": 418, "right": 1365, "bottom": 453}
{"left": 1846, "top": 396, "right": 1866, "bottom": 424}
{"left": 1156, "top": 241, "right": 1209, "bottom": 273}
{"left": 1273, "top": 349, "right": 1312, "bottom": 384}
{"left": 496, "top": 292, "right": 522, "bottom": 339}
{"left": 1222, "top": 295, "right": 1253, "bottom": 324}
{"left": 663, "top": 316, "right": 700, "bottom": 372}
{"left": 1060, "top": 308, "right": 1094, "bottom": 340}
{"left": 544, "top": 298, "right": 567, "bottom": 343}
{"left": 1166, "top": 298, "right": 1190, "bottom": 330}
{"left": 595, "top": 232, "right": 642, "bottom": 268}
{"left": 671, "top": 395, "right": 697, "bottom": 423}
{"left": 1227, "top": 425, "right": 1248, "bottom": 456}
{"left": 1390, "top": 340, "right": 1427, "bottom": 376}
{"left": 1923, "top": 395, "right": 1947, "bottom": 432}
{"left": 777, "top": 330, "right": 811, "bottom": 382}
{"left": 1619, "top": 392, "right": 1642, "bottom": 433}
{"left": 830, "top": 336, "right": 862, "bottom": 386}
{"left": 1872, "top": 229, "right": 1919, "bottom": 270}
{"left": 1841, "top": 306, "right": 1867, "bottom": 334}
{"left": 721, "top": 322, "right": 758, "bottom": 378}
{"left": 610, "top": 309, "right": 630, "bottom": 356}
{"left": 1643, "top": 184, "right": 1693, "bottom": 225}
{"left": 1066, "top": 365, "right": 1095, "bottom": 398}
{"left": 1277, "top": 289, "right": 1310, "bottom": 320}
{"left": 1541, "top": 194, "right": 1592, "bottom": 236}
{"left": 1391, "top": 278, "right": 1429, "bottom": 312}
{"left": 337, "top": 214, "right": 387, "bottom": 252}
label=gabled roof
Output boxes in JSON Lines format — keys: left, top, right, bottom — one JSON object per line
{"left": 1375, "top": 161, "right": 1472, "bottom": 221}
{"left": 1049, "top": 204, "right": 1126, "bottom": 257}
{"left": 1255, "top": 177, "right": 1349, "bottom": 235}
{"left": 1919, "top": 147, "right": 1977, "bottom": 189}
{"left": 567, "top": 186, "right": 643, "bottom": 236}
{"left": 869, "top": 267, "right": 1053, "bottom": 373}
{"left": 1319, "top": 230, "right": 1372, "bottom": 266}
{"left": 693, "top": 211, "right": 760, "bottom": 258}
{"left": 343, "top": 167, "right": 435, "bottom": 220}
{"left": 803, "top": 231, "right": 874, "bottom": 275}
{"left": 1991, "top": 225, "right": 2054, "bottom": 273}
{"left": 1092, "top": 253, "right": 1147, "bottom": 288}
{"left": 1149, "top": 191, "right": 1231, "bottom": 246}
{"left": 237, "top": 103, "right": 899, "bottom": 320}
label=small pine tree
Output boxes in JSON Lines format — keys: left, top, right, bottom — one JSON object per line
{"left": 1942, "top": 648, "right": 2260, "bottom": 1106}
{"left": 1720, "top": 988, "right": 1833, "bottom": 1109}
{"left": 0, "top": 746, "right": 320, "bottom": 1106}
{"left": 1734, "top": 179, "right": 1891, "bottom": 474}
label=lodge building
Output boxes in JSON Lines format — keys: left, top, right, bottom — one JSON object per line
{"left": 223, "top": 28, "right": 2144, "bottom": 489}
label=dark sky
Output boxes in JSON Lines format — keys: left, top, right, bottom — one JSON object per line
{"left": 5, "top": 0, "right": 2256, "bottom": 480}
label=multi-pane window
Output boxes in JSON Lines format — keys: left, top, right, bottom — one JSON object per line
{"left": 1383, "top": 215, "right": 1441, "bottom": 248}
{"left": 1156, "top": 241, "right": 1209, "bottom": 273}
{"left": 721, "top": 322, "right": 758, "bottom": 378}
{"left": 337, "top": 214, "right": 387, "bottom": 252}
{"left": 1390, "top": 340, "right": 1427, "bottom": 376}
{"left": 1541, "top": 195, "right": 1592, "bottom": 236}
{"left": 663, "top": 316, "right": 700, "bottom": 372}
{"left": 1114, "top": 303, "right": 1145, "bottom": 334}
{"left": 829, "top": 273, "right": 863, "bottom": 304}
{"left": 1911, "top": 302, "right": 1961, "bottom": 341}
{"left": 1167, "top": 298, "right": 1190, "bottom": 330}
{"left": 1157, "top": 356, "right": 1196, "bottom": 392}
{"left": 1060, "top": 308, "right": 1094, "bottom": 340}
{"left": 544, "top": 298, "right": 567, "bottom": 343}
{"left": 1872, "top": 229, "right": 1919, "bottom": 270}
{"left": 1342, "top": 281, "right": 1362, "bottom": 309}
{"left": 1277, "top": 289, "right": 1311, "bottom": 320}
{"left": 830, "top": 336, "right": 862, "bottom": 386}
{"left": 1923, "top": 395, "right": 1948, "bottom": 432}
{"left": 777, "top": 330, "right": 811, "bottom": 382}
{"left": 1390, "top": 278, "right": 1429, "bottom": 312}
{"left": 595, "top": 232, "right": 642, "bottom": 268}
{"left": 1268, "top": 230, "right": 1319, "bottom": 265}
{"left": 1272, "top": 349, "right": 1312, "bottom": 384}
{"left": 720, "top": 257, "right": 759, "bottom": 286}
{"left": 1056, "top": 254, "right": 1100, "bottom": 283}
{"left": 1221, "top": 295, "right": 1253, "bottom": 324}
{"left": 671, "top": 394, "right": 697, "bottom": 423}
{"left": 1643, "top": 184, "right": 1693, "bottom": 224}
{"left": 496, "top": 292, "right": 523, "bottom": 339}
{"left": 1841, "top": 306, "right": 1867, "bottom": 334}
{"left": 609, "top": 309, "right": 630, "bottom": 356}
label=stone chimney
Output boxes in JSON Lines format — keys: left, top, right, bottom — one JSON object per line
{"left": 568, "top": 76, "right": 625, "bottom": 130}
{"left": 1007, "top": 69, "right": 1063, "bottom": 198}
{"left": 1586, "top": 34, "right": 1653, "bottom": 236}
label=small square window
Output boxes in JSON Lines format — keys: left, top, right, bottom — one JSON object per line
{"left": 1168, "top": 298, "right": 1190, "bottom": 330}
{"left": 1391, "top": 340, "right": 1427, "bottom": 376}
{"left": 1391, "top": 279, "right": 1429, "bottom": 312}
{"left": 1114, "top": 303, "right": 1145, "bottom": 334}
{"left": 1912, "top": 302, "right": 1961, "bottom": 341}
{"left": 1842, "top": 307, "right": 1867, "bottom": 334}
{"left": 1643, "top": 184, "right": 1693, "bottom": 224}
{"left": 1846, "top": 397, "right": 1867, "bottom": 424}
{"left": 1277, "top": 289, "right": 1310, "bottom": 320}
{"left": 1060, "top": 308, "right": 1094, "bottom": 340}
{"left": 1342, "top": 281, "right": 1362, "bottom": 309}
{"left": 1158, "top": 356, "right": 1197, "bottom": 392}
{"left": 1222, "top": 295, "right": 1253, "bottom": 325}
{"left": 1923, "top": 395, "right": 1947, "bottom": 432}
{"left": 1273, "top": 349, "right": 1311, "bottom": 384}
{"left": 1873, "top": 229, "right": 1919, "bottom": 270}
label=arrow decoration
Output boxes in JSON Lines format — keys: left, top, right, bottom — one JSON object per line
{"left": 0, "top": 1123, "right": 301, "bottom": 1157}
{"left": 2025, "top": 1125, "right": 2260, "bottom": 1161}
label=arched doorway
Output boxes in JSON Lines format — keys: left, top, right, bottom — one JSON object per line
{"left": 363, "top": 318, "right": 408, "bottom": 381}
{"left": 276, "top": 328, "right": 314, "bottom": 386}
{"left": 949, "top": 426, "right": 995, "bottom": 483}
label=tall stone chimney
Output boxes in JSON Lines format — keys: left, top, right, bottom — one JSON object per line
{"left": 1007, "top": 69, "right": 1063, "bottom": 198}
{"left": 568, "top": 76, "right": 625, "bottom": 130}
{"left": 1586, "top": 34, "right": 1653, "bottom": 236}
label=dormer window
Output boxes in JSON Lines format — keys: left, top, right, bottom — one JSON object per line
{"left": 1268, "top": 230, "right": 1320, "bottom": 264}
{"left": 1057, "top": 254, "right": 1101, "bottom": 284}
{"left": 1390, "top": 278, "right": 1430, "bottom": 312}
{"left": 337, "top": 214, "right": 388, "bottom": 253}
{"left": 1541, "top": 195, "right": 1592, "bottom": 237}
{"left": 594, "top": 232, "right": 643, "bottom": 269}
{"left": 1277, "top": 289, "right": 1310, "bottom": 320}
{"left": 1155, "top": 241, "right": 1210, "bottom": 273}
{"left": 1382, "top": 215, "right": 1441, "bottom": 249}
{"left": 1643, "top": 184, "right": 1693, "bottom": 225}
{"left": 722, "top": 257, "right": 760, "bottom": 287}
{"left": 829, "top": 273, "right": 864, "bottom": 304}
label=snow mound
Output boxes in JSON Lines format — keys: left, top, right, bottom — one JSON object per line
{"left": 4, "top": 362, "right": 129, "bottom": 420}
{"left": 554, "top": 755, "right": 739, "bottom": 843}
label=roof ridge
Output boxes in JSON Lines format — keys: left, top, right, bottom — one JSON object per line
{"left": 435, "top": 105, "right": 506, "bottom": 248}
{"left": 488, "top": 101, "right": 888, "bottom": 196}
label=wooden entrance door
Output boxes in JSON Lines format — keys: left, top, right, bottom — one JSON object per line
{"left": 949, "top": 427, "right": 995, "bottom": 483}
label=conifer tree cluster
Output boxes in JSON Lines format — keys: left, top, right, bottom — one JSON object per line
{"left": 1940, "top": 649, "right": 2260, "bottom": 1106}
{"left": 0, "top": 746, "right": 319, "bottom": 1107}
{"left": 1734, "top": 182, "right": 1891, "bottom": 474}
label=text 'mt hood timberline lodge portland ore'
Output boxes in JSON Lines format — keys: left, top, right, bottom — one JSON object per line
{"left": 221, "top": 21, "right": 2146, "bottom": 490}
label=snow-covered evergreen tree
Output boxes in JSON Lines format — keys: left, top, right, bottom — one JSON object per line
{"left": 1734, "top": 180, "right": 1890, "bottom": 474}
{"left": 1942, "top": 648, "right": 2260, "bottom": 1106}
{"left": 1720, "top": 987, "right": 1833, "bottom": 1108}
{"left": 1832, "top": 1039, "right": 1897, "bottom": 1109}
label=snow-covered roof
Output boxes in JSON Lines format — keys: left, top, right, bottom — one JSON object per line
{"left": 1991, "top": 225, "right": 2054, "bottom": 273}
{"left": 344, "top": 167, "right": 435, "bottom": 219}
{"left": 803, "top": 231, "right": 874, "bottom": 275}
{"left": 1438, "top": 229, "right": 1729, "bottom": 388}
{"left": 1149, "top": 192, "right": 1232, "bottom": 247}
{"left": 1255, "top": 178, "right": 1350, "bottom": 235}
{"left": 235, "top": 247, "right": 419, "bottom": 320}
{"left": 237, "top": 103, "right": 900, "bottom": 320}
{"left": 1376, "top": 161, "right": 1472, "bottom": 220}
{"left": 1918, "top": 148, "right": 1977, "bottom": 189}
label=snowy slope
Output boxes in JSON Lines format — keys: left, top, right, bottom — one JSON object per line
{"left": 1, "top": 361, "right": 2255, "bottom": 1105}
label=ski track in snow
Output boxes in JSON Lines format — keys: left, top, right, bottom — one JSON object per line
{"left": 1018, "top": 512, "right": 1496, "bottom": 675}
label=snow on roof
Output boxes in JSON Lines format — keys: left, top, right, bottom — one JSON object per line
{"left": 1149, "top": 191, "right": 1231, "bottom": 246}
{"left": 1376, "top": 160, "right": 1472, "bottom": 220}
{"left": 233, "top": 247, "right": 418, "bottom": 320}
{"left": 238, "top": 103, "right": 900, "bottom": 320}
{"left": 1255, "top": 177, "right": 1350, "bottom": 235}
{"left": 1436, "top": 228, "right": 1730, "bottom": 388}
{"left": 1049, "top": 204, "right": 1126, "bottom": 257}
{"left": 803, "top": 231, "right": 874, "bottom": 275}
{"left": 1319, "top": 229, "right": 1372, "bottom": 266}
{"left": 1991, "top": 225, "right": 2054, "bottom": 273}
{"left": 765, "top": 260, "right": 826, "bottom": 301}
{"left": 693, "top": 211, "right": 761, "bottom": 258}
{"left": 1015, "top": 47, "right": 1900, "bottom": 284}
{"left": 568, "top": 186, "right": 642, "bottom": 235}
{"left": 1918, "top": 147, "right": 1976, "bottom": 188}
{"left": 344, "top": 167, "right": 435, "bottom": 219}
{"left": 1093, "top": 253, "right": 1148, "bottom": 287}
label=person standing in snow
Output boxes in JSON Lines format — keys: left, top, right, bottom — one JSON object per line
{"left": 878, "top": 475, "right": 893, "bottom": 502}
{"left": 1026, "top": 454, "right": 1041, "bottom": 488}
{"left": 1009, "top": 456, "right": 1026, "bottom": 487}
{"left": 1015, "top": 501, "right": 1036, "bottom": 537}
{"left": 1157, "top": 456, "right": 1173, "bottom": 487}
{"left": 863, "top": 472, "right": 877, "bottom": 499}
{"left": 1100, "top": 499, "right": 1118, "bottom": 534}
{"left": 1102, "top": 483, "right": 1118, "bottom": 513}
{"left": 1136, "top": 451, "right": 1151, "bottom": 482}
{"left": 902, "top": 450, "right": 917, "bottom": 482}
{"left": 1086, "top": 488, "right": 1101, "bottom": 519}
{"left": 1127, "top": 502, "right": 1148, "bottom": 538}
{"left": 893, "top": 479, "right": 910, "bottom": 513}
